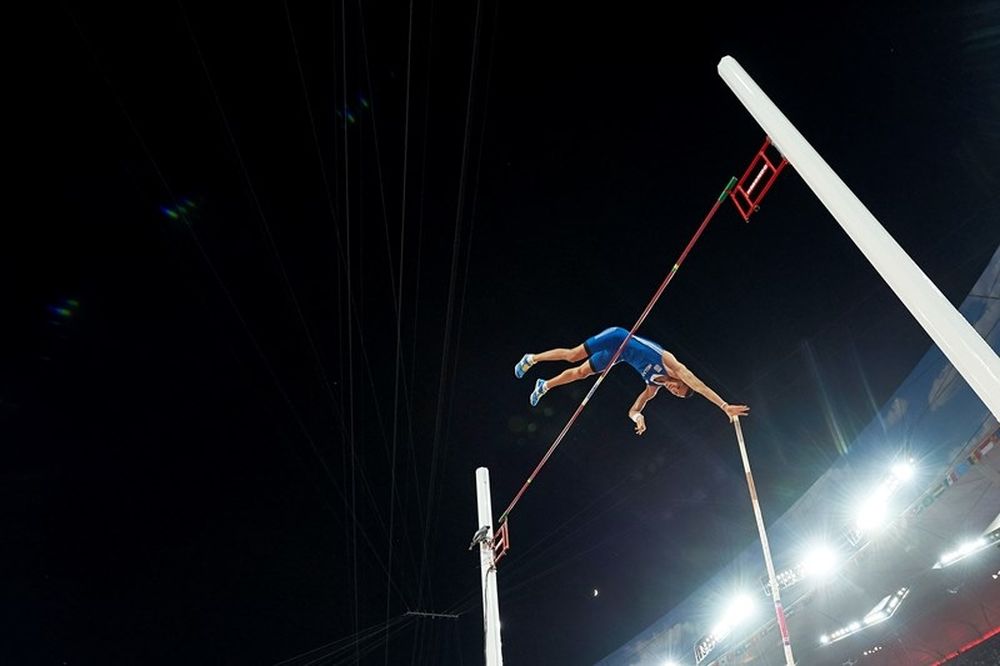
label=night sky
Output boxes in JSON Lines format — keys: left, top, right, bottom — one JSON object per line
{"left": 9, "top": 2, "right": 1000, "bottom": 664}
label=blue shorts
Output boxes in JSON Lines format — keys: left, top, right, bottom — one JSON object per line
{"left": 584, "top": 327, "right": 630, "bottom": 372}
{"left": 584, "top": 327, "right": 667, "bottom": 383}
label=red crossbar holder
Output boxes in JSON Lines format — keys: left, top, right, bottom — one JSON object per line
{"left": 492, "top": 521, "right": 510, "bottom": 565}
{"left": 729, "top": 137, "right": 788, "bottom": 222}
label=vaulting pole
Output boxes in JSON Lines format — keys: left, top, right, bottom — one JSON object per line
{"left": 733, "top": 416, "right": 795, "bottom": 665}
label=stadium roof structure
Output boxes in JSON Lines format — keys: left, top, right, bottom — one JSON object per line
{"left": 596, "top": 245, "right": 1000, "bottom": 666}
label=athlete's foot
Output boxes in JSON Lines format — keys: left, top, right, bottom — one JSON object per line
{"left": 530, "top": 378, "right": 548, "bottom": 407}
{"left": 514, "top": 353, "right": 534, "bottom": 379}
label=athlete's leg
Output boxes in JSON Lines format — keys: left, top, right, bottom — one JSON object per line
{"left": 531, "top": 345, "right": 588, "bottom": 363}
{"left": 515, "top": 343, "right": 587, "bottom": 379}
{"left": 530, "top": 360, "right": 597, "bottom": 406}
{"left": 544, "top": 360, "right": 595, "bottom": 389}
{"left": 531, "top": 327, "right": 625, "bottom": 365}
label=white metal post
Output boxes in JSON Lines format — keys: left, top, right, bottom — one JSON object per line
{"left": 733, "top": 417, "right": 795, "bottom": 665}
{"left": 718, "top": 55, "right": 1000, "bottom": 423}
{"left": 476, "top": 467, "right": 503, "bottom": 666}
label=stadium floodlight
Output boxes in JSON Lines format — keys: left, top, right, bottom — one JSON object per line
{"left": 801, "top": 545, "right": 839, "bottom": 579}
{"left": 819, "top": 588, "right": 909, "bottom": 646}
{"left": 695, "top": 593, "right": 756, "bottom": 664}
{"left": 855, "top": 487, "right": 891, "bottom": 532}
{"left": 890, "top": 460, "right": 915, "bottom": 481}
{"left": 934, "top": 536, "right": 991, "bottom": 569}
{"left": 850, "top": 458, "right": 920, "bottom": 540}
{"left": 711, "top": 594, "right": 757, "bottom": 642}
{"left": 661, "top": 660, "right": 680, "bottom": 666}
{"left": 863, "top": 609, "right": 887, "bottom": 626}
{"left": 765, "top": 542, "right": 841, "bottom": 595}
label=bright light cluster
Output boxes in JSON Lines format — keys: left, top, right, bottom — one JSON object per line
{"left": 863, "top": 645, "right": 883, "bottom": 656}
{"left": 693, "top": 594, "right": 757, "bottom": 663}
{"left": 711, "top": 594, "right": 756, "bottom": 642}
{"left": 698, "top": 462, "right": 915, "bottom": 662}
{"left": 818, "top": 588, "right": 909, "bottom": 646}
{"left": 765, "top": 545, "right": 841, "bottom": 597}
{"left": 694, "top": 458, "right": 934, "bottom": 663}
{"left": 851, "top": 460, "right": 915, "bottom": 540}
{"left": 933, "top": 528, "right": 999, "bottom": 569}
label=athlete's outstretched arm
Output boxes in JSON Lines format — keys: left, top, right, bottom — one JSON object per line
{"left": 627, "top": 385, "right": 659, "bottom": 435}
{"left": 661, "top": 351, "right": 749, "bottom": 422}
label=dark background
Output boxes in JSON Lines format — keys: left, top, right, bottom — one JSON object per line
{"left": 7, "top": 1, "right": 1000, "bottom": 664}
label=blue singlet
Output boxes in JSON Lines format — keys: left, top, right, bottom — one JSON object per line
{"left": 584, "top": 327, "right": 668, "bottom": 386}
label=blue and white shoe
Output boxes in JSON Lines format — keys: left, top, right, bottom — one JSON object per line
{"left": 514, "top": 353, "right": 534, "bottom": 379}
{"left": 530, "top": 379, "right": 547, "bottom": 407}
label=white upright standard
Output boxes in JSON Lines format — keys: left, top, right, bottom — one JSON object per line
{"left": 718, "top": 55, "right": 1000, "bottom": 423}
{"left": 476, "top": 467, "right": 503, "bottom": 666}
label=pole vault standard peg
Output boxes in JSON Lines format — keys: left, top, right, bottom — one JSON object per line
{"left": 469, "top": 525, "right": 490, "bottom": 551}
{"left": 729, "top": 136, "right": 788, "bottom": 222}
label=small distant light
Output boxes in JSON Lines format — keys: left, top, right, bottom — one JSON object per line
{"left": 936, "top": 537, "right": 990, "bottom": 568}
{"left": 593, "top": 589, "right": 599, "bottom": 597}
{"left": 864, "top": 610, "right": 887, "bottom": 625}
{"left": 820, "top": 635, "right": 830, "bottom": 645}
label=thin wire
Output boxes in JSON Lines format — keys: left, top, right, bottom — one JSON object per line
{"left": 354, "top": 1, "right": 400, "bottom": 310}
{"left": 406, "top": 0, "right": 437, "bottom": 512}
{"left": 416, "top": 0, "right": 485, "bottom": 634}
{"left": 383, "top": 0, "right": 416, "bottom": 660}
{"left": 176, "top": 2, "right": 372, "bottom": 642}
{"left": 67, "top": 0, "right": 412, "bottom": 608}
{"left": 281, "top": 0, "right": 425, "bottom": 609}
{"left": 272, "top": 615, "right": 408, "bottom": 665}
{"left": 499, "top": 176, "right": 739, "bottom": 523}
{"left": 336, "top": 0, "right": 360, "bottom": 656}
{"left": 444, "top": 0, "right": 500, "bottom": 461}
{"left": 420, "top": 0, "right": 500, "bottom": 626}
{"left": 404, "top": 3, "right": 437, "bottom": 656}
{"left": 290, "top": 615, "right": 415, "bottom": 666}
{"left": 281, "top": 0, "right": 421, "bottom": 582}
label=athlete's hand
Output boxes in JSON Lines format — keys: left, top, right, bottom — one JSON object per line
{"left": 722, "top": 403, "right": 749, "bottom": 422}
{"left": 633, "top": 414, "right": 647, "bottom": 436}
